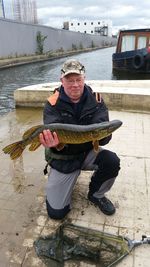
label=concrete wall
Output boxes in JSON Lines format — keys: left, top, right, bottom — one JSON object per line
{"left": 0, "top": 18, "right": 117, "bottom": 58}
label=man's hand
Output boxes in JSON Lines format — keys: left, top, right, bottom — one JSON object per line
{"left": 39, "top": 130, "right": 59, "bottom": 148}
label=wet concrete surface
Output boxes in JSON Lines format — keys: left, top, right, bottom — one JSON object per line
{"left": 0, "top": 108, "right": 46, "bottom": 266}
{"left": 0, "top": 108, "right": 150, "bottom": 267}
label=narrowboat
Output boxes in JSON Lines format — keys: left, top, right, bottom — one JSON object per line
{"left": 112, "top": 29, "right": 150, "bottom": 72}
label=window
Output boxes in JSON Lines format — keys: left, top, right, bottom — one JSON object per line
{"left": 84, "top": 31, "right": 86, "bottom": 33}
{"left": 121, "top": 35, "right": 135, "bottom": 52}
{"left": 78, "top": 23, "right": 80, "bottom": 26}
{"left": 91, "top": 31, "right": 93, "bottom": 33}
{"left": 84, "top": 22, "right": 86, "bottom": 25}
{"left": 98, "top": 22, "right": 100, "bottom": 25}
{"left": 91, "top": 22, "right": 93, "bottom": 25}
{"left": 71, "top": 23, "right": 73, "bottom": 26}
{"left": 137, "top": 36, "right": 147, "bottom": 49}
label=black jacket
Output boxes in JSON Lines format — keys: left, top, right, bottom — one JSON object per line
{"left": 43, "top": 84, "right": 112, "bottom": 173}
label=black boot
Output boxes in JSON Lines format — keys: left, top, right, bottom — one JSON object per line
{"left": 88, "top": 194, "right": 115, "bottom": 215}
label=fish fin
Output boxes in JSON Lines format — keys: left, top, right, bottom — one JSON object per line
{"left": 92, "top": 140, "right": 100, "bottom": 153}
{"left": 29, "top": 141, "right": 41, "bottom": 151}
{"left": 23, "top": 125, "right": 43, "bottom": 139}
{"left": 56, "top": 143, "right": 65, "bottom": 151}
{"left": 3, "top": 141, "right": 26, "bottom": 160}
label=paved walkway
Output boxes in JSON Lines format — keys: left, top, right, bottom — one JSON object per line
{"left": 0, "top": 108, "right": 150, "bottom": 267}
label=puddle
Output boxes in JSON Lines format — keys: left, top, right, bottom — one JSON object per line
{"left": 34, "top": 223, "right": 129, "bottom": 267}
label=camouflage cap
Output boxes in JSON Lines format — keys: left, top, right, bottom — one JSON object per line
{"left": 61, "top": 59, "right": 85, "bottom": 77}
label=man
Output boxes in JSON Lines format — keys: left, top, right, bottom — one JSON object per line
{"left": 39, "top": 59, "right": 120, "bottom": 220}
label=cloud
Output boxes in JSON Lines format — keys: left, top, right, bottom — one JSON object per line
{"left": 38, "top": 6, "right": 73, "bottom": 18}
{"left": 3, "top": 0, "right": 150, "bottom": 33}
{"left": 36, "top": 0, "right": 150, "bottom": 31}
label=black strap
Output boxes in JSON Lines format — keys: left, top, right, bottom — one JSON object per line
{"left": 47, "top": 150, "right": 82, "bottom": 160}
{"left": 43, "top": 149, "right": 86, "bottom": 175}
{"left": 43, "top": 163, "right": 49, "bottom": 175}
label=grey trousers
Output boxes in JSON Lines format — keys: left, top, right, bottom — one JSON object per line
{"left": 46, "top": 149, "right": 116, "bottom": 210}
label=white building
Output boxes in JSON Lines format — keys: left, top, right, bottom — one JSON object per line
{"left": 63, "top": 20, "right": 112, "bottom": 37}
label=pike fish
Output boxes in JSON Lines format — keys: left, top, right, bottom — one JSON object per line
{"left": 2, "top": 119, "right": 122, "bottom": 160}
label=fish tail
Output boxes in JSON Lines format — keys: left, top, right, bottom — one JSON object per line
{"left": 3, "top": 141, "right": 26, "bottom": 160}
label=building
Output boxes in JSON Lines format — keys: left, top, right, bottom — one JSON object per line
{"left": 63, "top": 19, "right": 112, "bottom": 37}
{"left": 0, "top": 0, "right": 5, "bottom": 18}
{"left": 13, "top": 0, "right": 38, "bottom": 24}
{"left": 0, "top": 0, "right": 38, "bottom": 23}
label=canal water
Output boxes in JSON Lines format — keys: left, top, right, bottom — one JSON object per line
{"left": 0, "top": 46, "right": 150, "bottom": 115}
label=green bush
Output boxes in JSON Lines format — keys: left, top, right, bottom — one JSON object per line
{"left": 36, "top": 31, "right": 47, "bottom": 54}
{"left": 79, "top": 42, "right": 83, "bottom": 50}
{"left": 91, "top": 40, "right": 95, "bottom": 48}
{"left": 72, "top": 43, "right": 78, "bottom": 50}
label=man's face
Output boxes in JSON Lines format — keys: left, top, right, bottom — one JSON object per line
{"left": 60, "top": 73, "right": 85, "bottom": 103}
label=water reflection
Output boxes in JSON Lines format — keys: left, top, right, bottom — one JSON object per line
{"left": 11, "top": 156, "right": 25, "bottom": 193}
{"left": 0, "top": 108, "right": 44, "bottom": 194}
{"left": 112, "top": 69, "right": 150, "bottom": 80}
{"left": 15, "top": 107, "right": 43, "bottom": 125}
{"left": 8, "top": 117, "right": 26, "bottom": 193}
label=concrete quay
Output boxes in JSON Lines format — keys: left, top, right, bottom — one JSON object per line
{"left": 14, "top": 80, "right": 150, "bottom": 112}
{"left": 0, "top": 82, "right": 150, "bottom": 266}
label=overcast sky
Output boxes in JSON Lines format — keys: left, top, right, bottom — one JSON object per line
{"left": 36, "top": 0, "right": 150, "bottom": 33}
{"left": 2, "top": 0, "right": 150, "bottom": 34}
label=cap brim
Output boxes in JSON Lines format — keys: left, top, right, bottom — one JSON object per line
{"left": 61, "top": 70, "right": 84, "bottom": 77}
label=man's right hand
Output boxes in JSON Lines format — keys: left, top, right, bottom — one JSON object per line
{"left": 39, "top": 130, "right": 59, "bottom": 148}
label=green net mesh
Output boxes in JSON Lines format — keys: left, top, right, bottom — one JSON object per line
{"left": 34, "top": 223, "right": 130, "bottom": 267}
